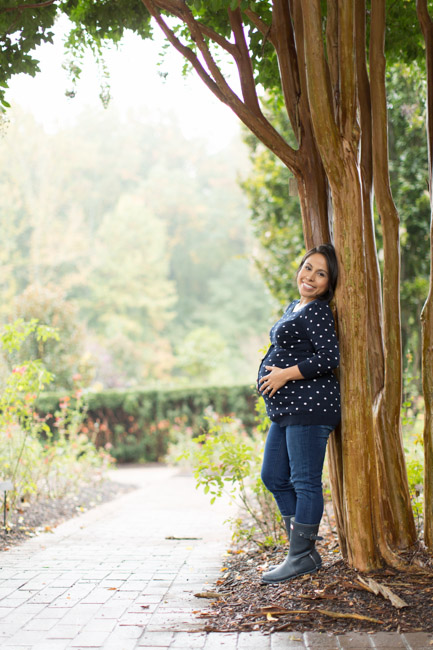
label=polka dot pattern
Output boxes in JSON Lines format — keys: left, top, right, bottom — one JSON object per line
{"left": 257, "top": 299, "right": 341, "bottom": 427}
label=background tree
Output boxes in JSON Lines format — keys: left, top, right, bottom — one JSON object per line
{"left": 0, "top": 107, "right": 274, "bottom": 386}
{"left": 10, "top": 283, "right": 94, "bottom": 389}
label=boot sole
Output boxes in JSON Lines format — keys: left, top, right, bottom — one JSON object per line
{"left": 261, "top": 565, "right": 321, "bottom": 584}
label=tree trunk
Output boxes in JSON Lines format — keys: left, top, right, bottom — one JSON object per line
{"left": 355, "top": 0, "right": 384, "bottom": 400}
{"left": 296, "top": 145, "right": 330, "bottom": 248}
{"left": 332, "top": 157, "right": 381, "bottom": 569}
{"left": 421, "top": 231, "right": 433, "bottom": 550}
{"left": 370, "top": 0, "right": 417, "bottom": 549}
{"left": 417, "top": 0, "right": 433, "bottom": 550}
{"left": 301, "top": 0, "right": 415, "bottom": 567}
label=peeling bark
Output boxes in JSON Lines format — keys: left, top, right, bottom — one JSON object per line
{"left": 370, "top": 0, "right": 416, "bottom": 549}
{"left": 354, "top": 0, "right": 384, "bottom": 401}
{"left": 417, "top": 0, "right": 433, "bottom": 550}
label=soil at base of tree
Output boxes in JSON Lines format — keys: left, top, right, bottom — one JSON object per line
{"left": 0, "top": 480, "right": 136, "bottom": 551}
{"left": 198, "top": 521, "right": 433, "bottom": 635}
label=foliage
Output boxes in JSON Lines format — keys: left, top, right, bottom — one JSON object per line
{"left": 0, "top": 108, "right": 274, "bottom": 387}
{"left": 0, "top": 319, "right": 112, "bottom": 517}
{"left": 403, "top": 392, "right": 425, "bottom": 535}
{"left": 37, "top": 383, "right": 258, "bottom": 463}
{"left": 406, "top": 456, "right": 424, "bottom": 534}
{"left": 174, "top": 406, "right": 285, "bottom": 547}
{"left": 174, "top": 327, "right": 230, "bottom": 384}
{"left": 9, "top": 283, "right": 94, "bottom": 390}
{"left": 0, "top": 0, "right": 57, "bottom": 109}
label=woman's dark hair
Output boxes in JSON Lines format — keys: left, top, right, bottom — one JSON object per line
{"left": 296, "top": 243, "right": 338, "bottom": 302}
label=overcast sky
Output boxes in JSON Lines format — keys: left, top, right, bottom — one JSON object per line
{"left": 6, "top": 15, "right": 241, "bottom": 149}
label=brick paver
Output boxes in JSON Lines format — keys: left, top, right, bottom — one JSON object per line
{"left": 0, "top": 465, "right": 430, "bottom": 649}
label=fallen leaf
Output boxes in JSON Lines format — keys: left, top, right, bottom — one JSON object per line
{"left": 106, "top": 587, "right": 117, "bottom": 591}
{"left": 194, "top": 591, "right": 221, "bottom": 599}
{"left": 165, "top": 536, "right": 202, "bottom": 540}
{"left": 266, "top": 613, "right": 278, "bottom": 621}
{"left": 357, "top": 576, "right": 408, "bottom": 609}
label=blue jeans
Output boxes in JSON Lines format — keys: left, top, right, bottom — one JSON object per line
{"left": 261, "top": 422, "right": 333, "bottom": 525}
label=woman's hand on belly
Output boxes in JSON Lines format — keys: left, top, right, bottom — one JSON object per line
{"left": 259, "top": 365, "right": 304, "bottom": 397}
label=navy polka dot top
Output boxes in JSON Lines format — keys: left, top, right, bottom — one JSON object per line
{"left": 257, "top": 298, "right": 341, "bottom": 427}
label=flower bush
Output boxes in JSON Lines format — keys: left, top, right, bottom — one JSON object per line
{"left": 0, "top": 319, "right": 113, "bottom": 520}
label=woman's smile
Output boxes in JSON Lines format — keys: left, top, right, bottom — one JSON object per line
{"left": 297, "top": 253, "right": 330, "bottom": 303}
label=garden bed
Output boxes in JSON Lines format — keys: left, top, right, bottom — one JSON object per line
{"left": 0, "top": 479, "right": 135, "bottom": 551}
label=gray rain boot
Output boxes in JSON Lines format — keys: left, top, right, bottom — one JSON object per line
{"left": 262, "top": 520, "right": 322, "bottom": 584}
{"left": 268, "top": 515, "right": 295, "bottom": 571}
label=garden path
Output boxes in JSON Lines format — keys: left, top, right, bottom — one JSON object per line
{"left": 0, "top": 465, "right": 430, "bottom": 649}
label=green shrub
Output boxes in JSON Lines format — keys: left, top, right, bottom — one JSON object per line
{"left": 406, "top": 456, "right": 424, "bottom": 533}
{"left": 0, "top": 319, "right": 112, "bottom": 519}
{"left": 37, "top": 384, "right": 257, "bottom": 463}
{"left": 170, "top": 404, "right": 285, "bottom": 548}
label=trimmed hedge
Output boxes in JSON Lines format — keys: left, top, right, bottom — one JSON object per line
{"left": 37, "top": 384, "right": 258, "bottom": 463}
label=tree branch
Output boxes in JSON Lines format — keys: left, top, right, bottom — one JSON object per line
{"left": 0, "top": 0, "right": 55, "bottom": 13}
{"left": 197, "top": 22, "right": 237, "bottom": 57}
{"left": 290, "top": 0, "right": 331, "bottom": 244}
{"left": 244, "top": 8, "right": 275, "bottom": 47}
{"left": 141, "top": 0, "right": 299, "bottom": 171}
{"left": 141, "top": 0, "right": 226, "bottom": 102}
{"left": 228, "top": 6, "right": 262, "bottom": 116}
{"left": 301, "top": 0, "right": 340, "bottom": 173}
{"left": 271, "top": 0, "right": 301, "bottom": 141}
{"left": 148, "top": 0, "right": 237, "bottom": 55}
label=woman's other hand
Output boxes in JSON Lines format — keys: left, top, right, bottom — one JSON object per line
{"left": 259, "top": 365, "right": 304, "bottom": 397}
{"left": 259, "top": 366, "right": 289, "bottom": 397}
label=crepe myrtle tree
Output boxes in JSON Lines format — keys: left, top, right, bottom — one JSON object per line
{"left": 417, "top": 0, "right": 433, "bottom": 551}
{"left": 2, "top": 0, "right": 433, "bottom": 569}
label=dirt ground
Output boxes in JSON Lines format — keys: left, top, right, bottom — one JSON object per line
{"left": 0, "top": 479, "right": 135, "bottom": 551}
{"left": 198, "top": 514, "right": 433, "bottom": 635}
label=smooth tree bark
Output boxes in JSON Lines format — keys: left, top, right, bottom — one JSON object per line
{"left": 369, "top": 0, "right": 417, "bottom": 550}
{"left": 138, "top": 0, "right": 418, "bottom": 569}
{"left": 417, "top": 0, "right": 433, "bottom": 551}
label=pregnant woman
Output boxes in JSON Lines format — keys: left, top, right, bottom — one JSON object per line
{"left": 258, "top": 243, "right": 340, "bottom": 584}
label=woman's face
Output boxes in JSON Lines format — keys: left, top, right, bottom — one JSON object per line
{"left": 297, "top": 253, "right": 330, "bottom": 302}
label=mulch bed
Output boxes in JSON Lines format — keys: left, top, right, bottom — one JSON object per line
{"left": 0, "top": 479, "right": 136, "bottom": 551}
{"left": 197, "top": 515, "right": 433, "bottom": 635}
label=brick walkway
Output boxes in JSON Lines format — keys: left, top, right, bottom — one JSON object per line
{"left": 0, "top": 465, "right": 431, "bottom": 649}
